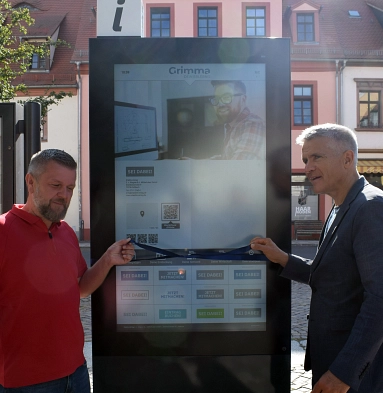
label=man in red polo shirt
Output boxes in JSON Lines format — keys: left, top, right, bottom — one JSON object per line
{"left": 0, "top": 149, "right": 135, "bottom": 392}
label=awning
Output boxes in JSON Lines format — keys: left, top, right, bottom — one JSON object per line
{"left": 357, "top": 160, "right": 383, "bottom": 174}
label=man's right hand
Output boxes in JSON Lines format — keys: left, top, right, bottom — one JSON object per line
{"left": 250, "top": 237, "right": 289, "bottom": 267}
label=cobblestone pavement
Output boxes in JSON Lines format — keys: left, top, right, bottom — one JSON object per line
{"left": 291, "top": 281, "right": 312, "bottom": 392}
{"left": 79, "top": 296, "right": 93, "bottom": 390}
{"left": 79, "top": 242, "right": 316, "bottom": 392}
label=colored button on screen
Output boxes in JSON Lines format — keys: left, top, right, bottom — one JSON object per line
{"left": 121, "top": 271, "right": 149, "bottom": 281}
{"left": 196, "top": 309, "right": 225, "bottom": 319}
{"left": 234, "top": 308, "right": 262, "bottom": 318}
{"left": 159, "top": 309, "right": 187, "bottom": 319}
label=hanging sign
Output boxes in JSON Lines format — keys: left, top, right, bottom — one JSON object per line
{"left": 97, "top": 0, "right": 142, "bottom": 36}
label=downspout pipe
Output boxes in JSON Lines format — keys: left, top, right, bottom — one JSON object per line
{"left": 335, "top": 60, "right": 348, "bottom": 125}
{"left": 339, "top": 60, "right": 347, "bottom": 125}
{"left": 75, "top": 61, "right": 83, "bottom": 240}
{"left": 335, "top": 60, "right": 339, "bottom": 124}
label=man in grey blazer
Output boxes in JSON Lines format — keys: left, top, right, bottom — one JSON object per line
{"left": 251, "top": 123, "right": 383, "bottom": 393}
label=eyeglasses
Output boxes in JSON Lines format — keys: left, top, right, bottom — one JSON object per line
{"left": 209, "top": 93, "right": 243, "bottom": 106}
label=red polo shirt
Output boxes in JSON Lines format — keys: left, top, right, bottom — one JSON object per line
{"left": 0, "top": 205, "right": 88, "bottom": 388}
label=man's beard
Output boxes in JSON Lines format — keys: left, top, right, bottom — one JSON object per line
{"left": 216, "top": 105, "right": 241, "bottom": 124}
{"left": 34, "top": 195, "right": 68, "bottom": 223}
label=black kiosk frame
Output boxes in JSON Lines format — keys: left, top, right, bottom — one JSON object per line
{"left": 89, "top": 37, "right": 291, "bottom": 393}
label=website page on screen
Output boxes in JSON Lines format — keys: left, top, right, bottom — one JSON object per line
{"left": 114, "top": 63, "right": 267, "bottom": 332}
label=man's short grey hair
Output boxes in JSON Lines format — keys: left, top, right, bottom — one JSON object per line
{"left": 28, "top": 149, "right": 77, "bottom": 179}
{"left": 296, "top": 123, "right": 358, "bottom": 161}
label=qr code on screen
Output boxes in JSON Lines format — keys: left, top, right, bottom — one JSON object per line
{"left": 161, "top": 203, "right": 180, "bottom": 221}
{"left": 137, "top": 234, "right": 148, "bottom": 244}
{"left": 126, "top": 234, "right": 136, "bottom": 242}
{"left": 148, "top": 234, "right": 158, "bottom": 244}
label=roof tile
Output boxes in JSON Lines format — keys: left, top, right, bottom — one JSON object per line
{"left": 283, "top": 0, "right": 383, "bottom": 60}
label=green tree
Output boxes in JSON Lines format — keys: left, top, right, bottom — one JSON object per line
{"left": 0, "top": 0, "right": 42, "bottom": 100}
{"left": 19, "top": 90, "right": 73, "bottom": 125}
{"left": 0, "top": 0, "right": 71, "bottom": 109}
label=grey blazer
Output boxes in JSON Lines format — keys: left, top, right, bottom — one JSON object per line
{"left": 282, "top": 177, "right": 383, "bottom": 392}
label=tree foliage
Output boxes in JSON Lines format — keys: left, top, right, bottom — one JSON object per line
{"left": 0, "top": 0, "right": 71, "bottom": 109}
{"left": 0, "top": 0, "right": 44, "bottom": 100}
{"left": 18, "top": 90, "right": 73, "bottom": 124}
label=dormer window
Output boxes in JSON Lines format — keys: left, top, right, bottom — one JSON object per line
{"left": 297, "top": 13, "right": 314, "bottom": 42}
{"left": 22, "top": 38, "right": 51, "bottom": 71}
{"left": 289, "top": 1, "right": 320, "bottom": 44}
{"left": 30, "top": 53, "right": 47, "bottom": 70}
{"left": 20, "top": 14, "right": 65, "bottom": 72}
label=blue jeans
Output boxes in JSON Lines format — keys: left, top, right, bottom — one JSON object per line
{"left": 0, "top": 363, "right": 90, "bottom": 393}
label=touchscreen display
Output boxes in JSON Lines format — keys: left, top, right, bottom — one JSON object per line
{"left": 114, "top": 63, "right": 267, "bottom": 332}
